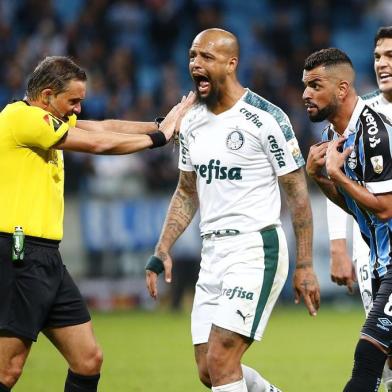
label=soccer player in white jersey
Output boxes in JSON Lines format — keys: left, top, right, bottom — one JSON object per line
{"left": 145, "top": 28, "right": 320, "bottom": 392}
{"left": 325, "top": 26, "right": 392, "bottom": 391}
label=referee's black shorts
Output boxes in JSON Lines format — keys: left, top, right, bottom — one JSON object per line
{"left": 0, "top": 234, "right": 91, "bottom": 341}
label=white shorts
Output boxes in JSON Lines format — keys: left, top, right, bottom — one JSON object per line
{"left": 352, "top": 221, "right": 372, "bottom": 314}
{"left": 191, "top": 226, "right": 289, "bottom": 344}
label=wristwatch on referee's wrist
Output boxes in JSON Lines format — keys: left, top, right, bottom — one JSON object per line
{"left": 154, "top": 116, "right": 165, "bottom": 130}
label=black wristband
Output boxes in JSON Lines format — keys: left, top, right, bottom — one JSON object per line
{"left": 148, "top": 131, "right": 167, "bottom": 149}
{"left": 145, "top": 255, "right": 165, "bottom": 275}
{"left": 154, "top": 117, "right": 165, "bottom": 129}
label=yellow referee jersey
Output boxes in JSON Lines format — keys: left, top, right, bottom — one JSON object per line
{"left": 0, "top": 101, "right": 76, "bottom": 240}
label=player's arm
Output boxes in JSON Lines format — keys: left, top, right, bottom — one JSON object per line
{"left": 76, "top": 91, "right": 195, "bottom": 135}
{"left": 327, "top": 199, "right": 356, "bottom": 292}
{"left": 55, "top": 126, "right": 156, "bottom": 153}
{"left": 76, "top": 119, "right": 157, "bottom": 134}
{"left": 146, "top": 170, "right": 199, "bottom": 299}
{"left": 326, "top": 137, "right": 392, "bottom": 220}
{"left": 278, "top": 167, "right": 320, "bottom": 316}
{"left": 55, "top": 94, "right": 194, "bottom": 153}
{"left": 306, "top": 141, "right": 350, "bottom": 212}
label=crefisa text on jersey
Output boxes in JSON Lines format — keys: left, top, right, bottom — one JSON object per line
{"left": 221, "top": 286, "right": 254, "bottom": 300}
{"left": 268, "top": 135, "right": 286, "bottom": 168}
{"left": 240, "top": 107, "right": 263, "bottom": 128}
{"left": 194, "top": 159, "right": 242, "bottom": 184}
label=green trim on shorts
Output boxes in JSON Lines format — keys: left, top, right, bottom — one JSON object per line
{"left": 250, "top": 228, "right": 279, "bottom": 339}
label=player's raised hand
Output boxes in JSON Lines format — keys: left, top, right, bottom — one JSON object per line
{"left": 160, "top": 91, "right": 196, "bottom": 143}
{"left": 326, "top": 137, "right": 352, "bottom": 180}
{"left": 306, "top": 140, "right": 329, "bottom": 178}
{"left": 293, "top": 262, "right": 320, "bottom": 316}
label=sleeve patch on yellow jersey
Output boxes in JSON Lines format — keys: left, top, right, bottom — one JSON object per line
{"left": 43, "top": 114, "right": 63, "bottom": 131}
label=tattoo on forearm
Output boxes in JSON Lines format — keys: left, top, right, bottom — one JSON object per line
{"left": 157, "top": 251, "right": 168, "bottom": 262}
{"left": 296, "top": 261, "right": 313, "bottom": 269}
{"left": 280, "top": 169, "right": 313, "bottom": 263}
{"left": 158, "top": 171, "right": 199, "bottom": 249}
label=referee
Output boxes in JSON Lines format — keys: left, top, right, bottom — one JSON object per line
{"left": 0, "top": 56, "right": 193, "bottom": 391}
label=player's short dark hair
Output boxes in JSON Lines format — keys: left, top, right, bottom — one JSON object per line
{"left": 26, "top": 56, "right": 87, "bottom": 100}
{"left": 304, "top": 48, "right": 353, "bottom": 71}
{"left": 374, "top": 26, "right": 392, "bottom": 46}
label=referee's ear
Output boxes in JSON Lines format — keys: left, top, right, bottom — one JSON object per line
{"left": 41, "top": 89, "right": 52, "bottom": 106}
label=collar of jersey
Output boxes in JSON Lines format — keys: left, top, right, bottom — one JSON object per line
{"left": 330, "top": 97, "right": 365, "bottom": 137}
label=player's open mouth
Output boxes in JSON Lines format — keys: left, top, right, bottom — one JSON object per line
{"left": 193, "top": 74, "right": 211, "bottom": 94}
{"left": 304, "top": 101, "right": 317, "bottom": 112}
{"left": 379, "top": 72, "right": 392, "bottom": 82}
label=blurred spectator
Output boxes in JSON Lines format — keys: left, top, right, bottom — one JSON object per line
{"left": 146, "top": 0, "right": 182, "bottom": 64}
{"left": 193, "top": 0, "right": 223, "bottom": 33}
{"left": 105, "top": 0, "right": 148, "bottom": 56}
{"left": 375, "top": 0, "right": 392, "bottom": 25}
{"left": 81, "top": 154, "right": 147, "bottom": 277}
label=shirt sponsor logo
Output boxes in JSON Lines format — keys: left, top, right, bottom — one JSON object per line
{"left": 43, "top": 113, "right": 63, "bottom": 132}
{"left": 226, "top": 130, "right": 244, "bottom": 150}
{"left": 361, "top": 289, "right": 372, "bottom": 313}
{"left": 47, "top": 149, "right": 59, "bottom": 165}
{"left": 221, "top": 286, "right": 254, "bottom": 300}
{"left": 194, "top": 159, "right": 242, "bottom": 184}
{"left": 240, "top": 108, "right": 263, "bottom": 128}
{"left": 363, "top": 108, "right": 381, "bottom": 148}
{"left": 180, "top": 133, "right": 189, "bottom": 165}
{"left": 236, "top": 310, "right": 252, "bottom": 323}
{"left": 370, "top": 155, "right": 383, "bottom": 174}
{"left": 377, "top": 317, "right": 392, "bottom": 332}
{"left": 287, "top": 137, "right": 301, "bottom": 159}
{"left": 190, "top": 129, "right": 199, "bottom": 142}
{"left": 268, "top": 135, "right": 286, "bottom": 168}
{"left": 347, "top": 149, "right": 357, "bottom": 170}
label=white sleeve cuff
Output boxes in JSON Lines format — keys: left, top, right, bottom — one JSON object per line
{"left": 326, "top": 198, "right": 348, "bottom": 240}
{"left": 366, "top": 179, "right": 392, "bottom": 194}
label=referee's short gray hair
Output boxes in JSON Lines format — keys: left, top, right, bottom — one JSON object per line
{"left": 26, "top": 56, "right": 87, "bottom": 100}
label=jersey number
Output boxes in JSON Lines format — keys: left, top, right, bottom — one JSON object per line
{"left": 384, "top": 294, "right": 392, "bottom": 317}
{"left": 359, "top": 264, "right": 369, "bottom": 282}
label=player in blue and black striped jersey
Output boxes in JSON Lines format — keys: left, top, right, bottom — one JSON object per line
{"left": 304, "top": 47, "right": 392, "bottom": 392}
{"left": 324, "top": 26, "right": 392, "bottom": 391}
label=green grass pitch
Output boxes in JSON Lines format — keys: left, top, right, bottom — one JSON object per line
{"left": 15, "top": 304, "right": 377, "bottom": 391}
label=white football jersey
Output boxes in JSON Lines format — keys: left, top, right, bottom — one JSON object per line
{"left": 179, "top": 89, "right": 305, "bottom": 235}
{"left": 363, "top": 89, "right": 392, "bottom": 117}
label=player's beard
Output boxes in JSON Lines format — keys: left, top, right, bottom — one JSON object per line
{"left": 307, "top": 97, "right": 339, "bottom": 123}
{"left": 195, "top": 81, "right": 221, "bottom": 108}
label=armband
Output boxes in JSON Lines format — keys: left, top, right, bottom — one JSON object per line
{"left": 148, "top": 131, "right": 167, "bottom": 149}
{"left": 145, "top": 255, "right": 165, "bottom": 274}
